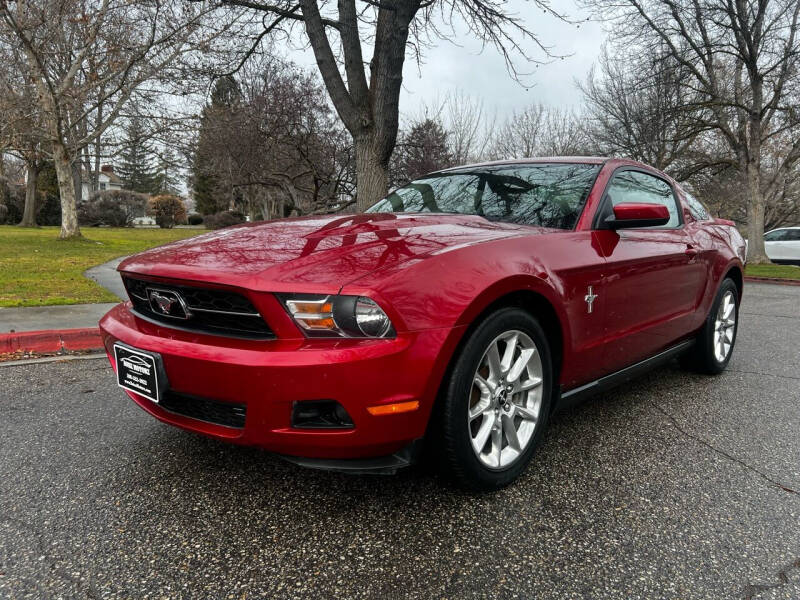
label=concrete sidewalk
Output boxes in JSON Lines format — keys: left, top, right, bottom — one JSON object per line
{"left": 83, "top": 257, "right": 127, "bottom": 301}
{"left": 0, "top": 303, "right": 119, "bottom": 334}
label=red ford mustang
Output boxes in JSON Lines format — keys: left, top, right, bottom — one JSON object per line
{"left": 100, "top": 157, "right": 746, "bottom": 489}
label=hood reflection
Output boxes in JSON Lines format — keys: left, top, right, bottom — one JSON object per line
{"left": 119, "top": 213, "right": 546, "bottom": 289}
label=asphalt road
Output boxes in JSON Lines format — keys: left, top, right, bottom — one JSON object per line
{"left": 1, "top": 282, "right": 799, "bottom": 599}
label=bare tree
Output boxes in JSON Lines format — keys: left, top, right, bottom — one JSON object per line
{"left": 693, "top": 134, "right": 800, "bottom": 229}
{"left": 402, "top": 90, "right": 496, "bottom": 165}
{"left": 192, "top": 55, "right": 354, "bottom": 219}
{"left": 0, "top": 0, "right": 244, "bottom": 238}
{"left": 222, "top": 0, "right": 567, "bottom": 211}
{"left": 0, "top": 44, "right": 46, "bottom": 227}
{"left": 586, "top": 0, "right": 800, "bottom": 263}
{"left": 491, "top": 103, "right": 588, "bottom": 159}
{"left": 441, "top": 91, "right": 496, "bottom": 164}
{"left": 581, "top": 46, "right": 706, "bottom": 174}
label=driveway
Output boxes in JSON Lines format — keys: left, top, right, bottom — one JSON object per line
{"left": 1, "top": 282, "right": 798, "bottom": 599}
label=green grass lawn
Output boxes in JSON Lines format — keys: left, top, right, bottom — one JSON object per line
{"left": 0, "top": 226, "right": 203, "bottom": 307}
{"left": 745, "top": 263, "right": 800, "bottom": 280}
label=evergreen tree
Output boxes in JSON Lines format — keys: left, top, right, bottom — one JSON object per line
{"left": 192, "top": 170, "right": 218, "bottom": 215}
{"left": 151, "top": 148, "right": 181, "bottom": 195}
{"left": 191, "top": 76, "right": 241, "bottom": 215}
{"left": 117, "top": 118, "right": 157, "bottom": 193}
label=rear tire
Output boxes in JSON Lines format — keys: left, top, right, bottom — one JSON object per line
{"left": 436, "top": 307, "right": 553, "bottom": 490}
{"left": 680, "top": 278, "right": 739, "bottom": 374}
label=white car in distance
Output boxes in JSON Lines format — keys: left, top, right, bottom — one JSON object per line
{"left": 764, "top": 227, "right": 800, "bottom": 265}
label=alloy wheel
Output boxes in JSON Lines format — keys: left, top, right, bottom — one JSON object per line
{"left": 468, "top": 330, "right": 544, "bottom": 470}
{"left": 713, "top": 290, "right": 736, "bottom": 362}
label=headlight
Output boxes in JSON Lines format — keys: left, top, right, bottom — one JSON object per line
{"left": 279, "top": 294, "right": 395, "bottom": 338}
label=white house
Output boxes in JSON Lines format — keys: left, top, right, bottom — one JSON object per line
{"left": 81, "top": 165, "right": 124, "bottom": 198}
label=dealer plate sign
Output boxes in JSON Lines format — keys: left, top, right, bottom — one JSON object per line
{"left": 113, "top": 344, "right": 162, "bottom": 403}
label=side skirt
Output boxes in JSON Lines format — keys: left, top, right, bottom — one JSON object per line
{"left": 555, "top": 339, "right": 694, "bottom": 413}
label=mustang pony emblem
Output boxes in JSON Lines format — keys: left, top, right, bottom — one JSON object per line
{"left": 152, "top": 292, "right": 174, "bottom": 314}
{"left": 147, "top": 289, "right": 189, "bottom": 319}
{"left": 585, "top": 285, "right": 598, "bottom": 314}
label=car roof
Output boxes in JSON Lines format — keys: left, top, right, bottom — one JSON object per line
{"left": 438, "top": 156, "right": 663, "bottom": 173}
{"left": 440, "top": 157, "right": 607, "bottom": 171}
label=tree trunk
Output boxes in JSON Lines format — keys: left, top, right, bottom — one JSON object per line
{"left": 354, "top": 134, "right": 389, "bottom": 211}
{"left": 83, "top": 145, "right": 96, "bottom": 195}
{"left": 19, "top": 163, "right": 38, "bottom": 227}
{"left": 53, "top": 142, "right": 81, "bottom": 239}
{"left": 72, "top": 161, "right": 83, "bottom": 205}
{"left": 93, "top": 101, "right": 103, "bottom": 192}
{"left": 743, "top": 161, "right": 770, "bottom": 264}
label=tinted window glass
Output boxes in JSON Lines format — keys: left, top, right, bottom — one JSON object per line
{"left": 684, "top": 192, "right": 710, "bottom": 220}
{"left": 784, "top": 230, "right": 800, "bottom": 241}
{"left": 764, "top": 230, "right": 788, "bottom": 241}
{"left": 368, "top": 164, "right": 601, "bottom": 230}
{"left": 604, "top": 171, "right": 680, "bottom": 227}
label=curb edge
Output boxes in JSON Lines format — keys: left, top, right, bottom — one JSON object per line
{"left": 744, "top": 276, "right": 800, "bottom": 287}
{"left": 0, "top": 327, "right": 103, "bottom": 355}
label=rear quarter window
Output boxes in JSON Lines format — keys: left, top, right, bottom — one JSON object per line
{"left": 683, "top": 192, "right": 711, "bottom": 221}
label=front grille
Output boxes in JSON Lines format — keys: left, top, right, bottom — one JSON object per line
{"left": 160, "top": 390, "right": 247, "bottom": 428}
{"left": 123, "top": 276, "right": 274, "bottom": 339}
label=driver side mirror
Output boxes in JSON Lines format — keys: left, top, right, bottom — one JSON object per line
{"left": 605, "top": 202, "right": 670, "bottom": 229}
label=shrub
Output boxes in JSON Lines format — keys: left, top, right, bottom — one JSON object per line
{"left": 187, "top": 213, "right": 204, "bottom": 225}
{"left": 79, "top": 190, "right": 147, "bottom": 227}
{"left": 0, "top": 176, "right": 10, "bottom": 205}
{"left": 36, "top": 193, "right": 61, "bottom": 226}
{"left": 0, "top": 177, "right": 24, "bottom": 224}
{"left": 0, "top": 177, "right": 10, "bottom": 224}
{"left": 102, "top": 190, "right": 148, "bottom": 223}
{"left": 204, "top": 210, "right": 246, "bottom": 230}
{"left": 78, "top": 197, "right": 127, "bottom": 227}
{"left": 147, "top": 194, "right": 187, "bottom": 229}
{"left": 0, "top": 176, "right": 58, "bottom": 226}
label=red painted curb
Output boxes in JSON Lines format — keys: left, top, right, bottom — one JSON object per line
{"left": 744, "top": 276, "right": 800, "bottom": 286}
{"left": 0, "top": 328, "right": 103, "bottom": 354}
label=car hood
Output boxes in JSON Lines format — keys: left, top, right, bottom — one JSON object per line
{"left": 118, "top": 213, "right": 541, "bottom": 293}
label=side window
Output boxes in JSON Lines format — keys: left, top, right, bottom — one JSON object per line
{"left": 784, "top": 230, "right": 800, "bottom": 241}
{"left": 764, "top": 230, "right": 788, "bottom": 242}
{"left": 604, "top": 170, "right": 680, "bottom": 228}
{"left": 683, "top": 191, "right": 710, "bottom": 221}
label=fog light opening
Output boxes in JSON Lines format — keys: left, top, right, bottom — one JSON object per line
{"left": 291, "top": 400, "right": 354, "bottom": 429}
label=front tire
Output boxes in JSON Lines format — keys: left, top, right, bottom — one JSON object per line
{"left": 437, "top": 307, "right": 553, "bottom": 490}
{"left": 681, "top": 278, "right": 739, "bottom": 374}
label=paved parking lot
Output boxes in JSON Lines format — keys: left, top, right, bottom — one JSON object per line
{"left": 1, "top": 282, "right": 799, "bottom": 599}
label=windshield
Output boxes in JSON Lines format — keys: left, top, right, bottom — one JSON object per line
{"left": 367, "top": 163, "right": 601, "bottom": 229}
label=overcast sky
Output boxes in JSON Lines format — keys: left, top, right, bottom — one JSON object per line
{"left": 286, "top": 0, "right": 607, "bottom": 122}
{"left": 399, "top": 0, "right": 607, "bottom": 119}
